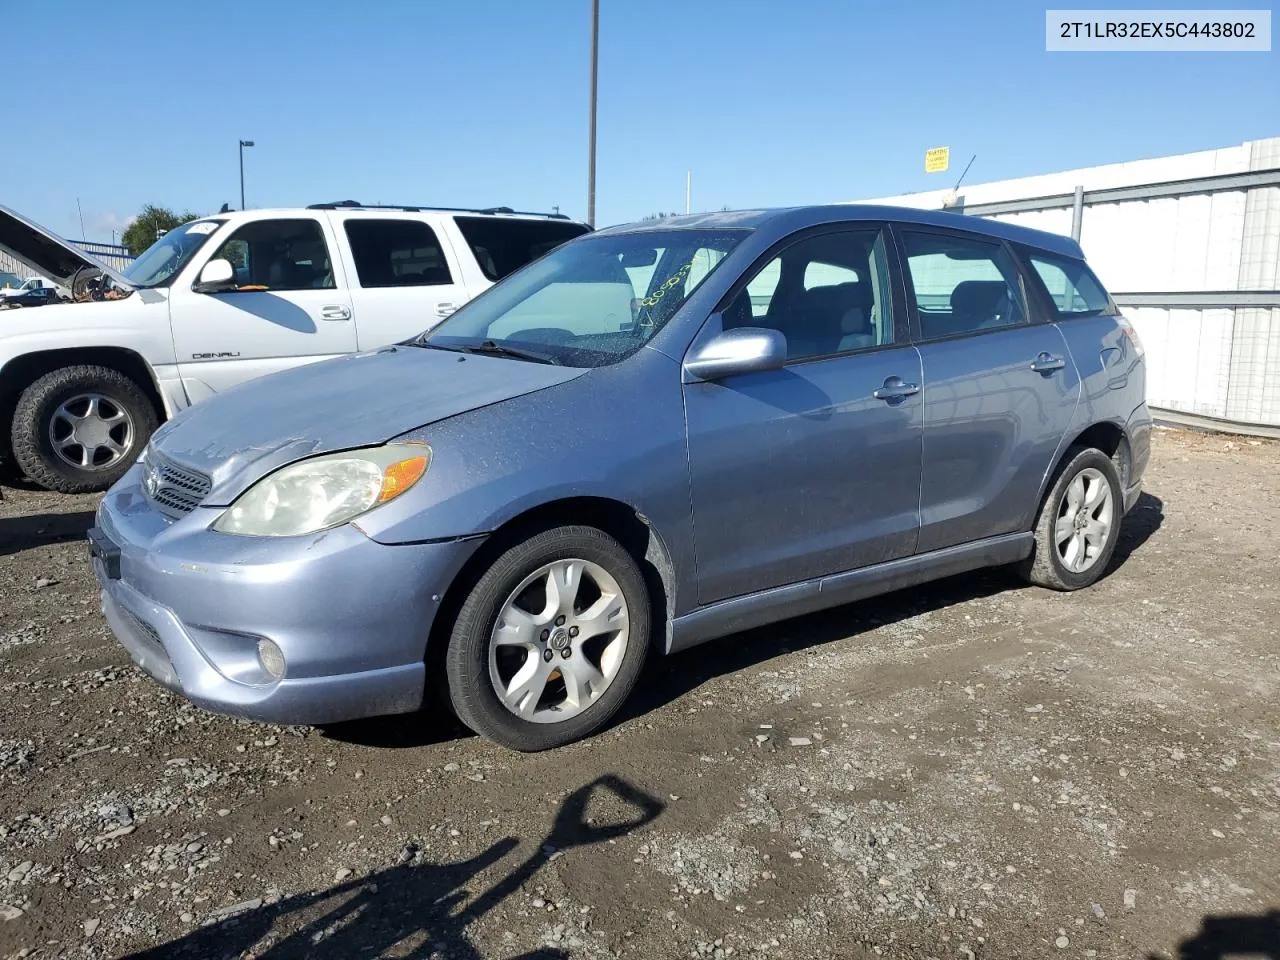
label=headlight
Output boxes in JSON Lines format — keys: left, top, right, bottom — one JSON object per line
{"left": 213, "top": 444, "right": 430, "bottom": 537}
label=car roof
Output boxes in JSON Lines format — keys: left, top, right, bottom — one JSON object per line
{"left": 596, "top": 204, "right": 1085, "bottom": 260}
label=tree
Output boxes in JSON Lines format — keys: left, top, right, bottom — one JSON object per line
{"left": 120, "top": 205, "right": 202, "bottom": 256}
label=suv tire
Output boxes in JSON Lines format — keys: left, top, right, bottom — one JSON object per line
{"left": 445, "top": 525, "right": 650, "bottom": 751}
{"left": 1018, "top": 446, "right": 1123, "bottom": 591}
{"left": 11, "top": 365, "right": 158, "bottom": 494}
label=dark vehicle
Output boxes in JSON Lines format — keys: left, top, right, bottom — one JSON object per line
{"left": 0, "top": 286, "right": 63, "bottom": 309}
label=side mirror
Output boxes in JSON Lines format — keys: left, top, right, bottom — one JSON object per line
{"left": 193, "top": 258, "right": 236, "bottom": 294}
{"left": 683, "top": 324, "right": 788, "bottom": 382}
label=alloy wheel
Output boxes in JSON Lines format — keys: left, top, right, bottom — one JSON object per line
{"left": 1054, "top": 466, "right": 1114, "bottom": 573}
{"left": 488, "top": 558, "right": 630, "bottom": 723}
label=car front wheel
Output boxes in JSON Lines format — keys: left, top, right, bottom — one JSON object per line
{"left": 11, "top": 365, "right": 158, "bottom": 494}
{"left": 445, "top": 525, "right": 651, "bottom": 751}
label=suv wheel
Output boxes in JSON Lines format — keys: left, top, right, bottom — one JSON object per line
{"left": 11, "top": 365, "right": 158, "bottom": 494}
{"left": 445, "top": 525, "right": 650, "bottom": 751}
{"left": 1018, "top": 446, "right": 1123, "bottom": 590}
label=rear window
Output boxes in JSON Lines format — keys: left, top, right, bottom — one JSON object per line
{"left": 454, "top": 217, "right": 591, "bottom": 282}
{"left": 1026, "top": 251, "right": 1115, "bottom": 318}
{"left": 344, "top": 219, "right": 453, "bottom": 288}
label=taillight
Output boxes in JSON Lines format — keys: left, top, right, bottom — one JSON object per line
{"left": 1117, "top": 313, "right": 1145, "bottom": 357}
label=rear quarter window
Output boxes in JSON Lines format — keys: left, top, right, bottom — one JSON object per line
{"left": 1025, "top": 250, "right": 1116, "bottom": 318}
{"left": 454, "top": 217, "right": 591, "bottom": 282}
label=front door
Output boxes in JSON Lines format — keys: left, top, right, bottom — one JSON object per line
{"left": 169, "top": 217, "right": 356, "bottom": 401}
{"left": 896, "top": 226, "right": 1080, "bottom": 553}
{"left": 684, "top": 226, "right": 924, "bottom": 604}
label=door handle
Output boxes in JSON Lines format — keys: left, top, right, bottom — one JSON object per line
{"left": 1030, "top": 352, "right": 1066, "bottom": 373}
{"left": 320, "top": 305, "right": 352, "bottom": 321}
{"left": 436, "top": 302, "right": 456, "bottom": 318}
{"left": 873, "top": 376, "right": 920, "bottom": 402}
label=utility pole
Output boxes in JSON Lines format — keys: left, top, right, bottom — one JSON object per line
{"left": 587, "top": 0, "right": 599, "bottom": 227}
{"left": 685, "top": 171, "right": 691, "bottom": 215}
{"left": 239, "top": 139, "right": 255, "bottom": 210}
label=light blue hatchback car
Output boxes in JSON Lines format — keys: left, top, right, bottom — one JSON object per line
{"left": 89, "top": 205, "right": 1150, "bottom": 750}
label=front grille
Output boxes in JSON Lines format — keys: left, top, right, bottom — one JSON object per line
{"left": 144, "top": 450, "right": 213, "bottom": 519}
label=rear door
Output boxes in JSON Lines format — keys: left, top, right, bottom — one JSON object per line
{"left": 896, "top": 226, "right": 1080, "bottom": 553}
{"left": 684, "top": 225, "right": 923, "bottom": 603}
{"left": 335, "top": 215, "right": 471, "bottom": 347}
{"left": 168, "top": 216, "right": 356, "bottom": 401}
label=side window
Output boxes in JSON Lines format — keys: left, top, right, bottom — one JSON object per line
{"left": 1027, "top": 253, "right": 1115, "bottom": 318}
{"left": 900, "top": 231, "right": 1026, "bottom": 340}
{"left": 344, "top": 219, "right": 453, "bottom": 288}
{"left": 724, "top": 229, "right": 896, "bottom": 361}
{"left": 746, "top": 260, "right": 780, "bottom": 317}
{"left": 208, "top": 219, "right": 334, "bottom": 291}
{"left": 453, "top": 216, "right": 591, "bottom": 282}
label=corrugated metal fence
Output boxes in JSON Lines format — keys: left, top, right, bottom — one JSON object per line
{"left": 863, "top": 138, "right": 1280, "bottom": 435}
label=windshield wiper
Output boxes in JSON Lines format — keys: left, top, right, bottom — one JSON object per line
{"left": 439, "top": 339, "right": 561, "bottom": 365}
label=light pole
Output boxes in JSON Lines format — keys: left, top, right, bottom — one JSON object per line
{"left": 587, "top": 0, "right": 598, "bottom": 227}
{"left": 238, "top": 140, "right": 255, "bottom": 210}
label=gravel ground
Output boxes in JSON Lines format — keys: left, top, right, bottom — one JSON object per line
{"left": 1, "top": 427, "right": 1278, "bottom": 960}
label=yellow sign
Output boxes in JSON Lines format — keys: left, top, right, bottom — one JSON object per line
{"left": 925, "top": 146, "right": 950, "bottom": 174}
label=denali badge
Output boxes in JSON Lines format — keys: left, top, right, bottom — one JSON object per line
{"left": 191, "top": 351, "right": 241, "bottom": 360}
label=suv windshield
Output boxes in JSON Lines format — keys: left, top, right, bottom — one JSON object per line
{"left": 123, "top": 219, "right": 224, "bottom": 289}
{"left": 423, "top": 228, "right": 748, "bottom": 367}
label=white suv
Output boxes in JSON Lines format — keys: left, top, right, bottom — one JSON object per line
{"left": 0, "top": 202, "right": 589, "bottom": 492}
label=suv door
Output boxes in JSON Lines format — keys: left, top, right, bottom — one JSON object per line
{"left": 684, "top": 226, "right": 924, "bottom": 604}
{"left": 168, "top": 217, "right": 356, "bottom": 401}
{"left": 896, "top": 226, "right": 1080, "bottom": 553}
{"left": 336, "top": 216, "right": 471, "bottom": 347}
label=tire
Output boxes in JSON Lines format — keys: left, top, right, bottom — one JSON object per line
{"left": 445, "top": 525, "right": 651, "bottom": 751}
{"left": 1018, "top": 446, "right": 1124, "bottom": 591}
{"left": 11, "top": 365, "right": 158, "bottom": 494}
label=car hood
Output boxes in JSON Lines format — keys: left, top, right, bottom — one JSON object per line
{"left": 150, "top": 345, "right": 590, "bottom": 502}
{"left": 0, "top": 205, "right": 133, "bottom": 291}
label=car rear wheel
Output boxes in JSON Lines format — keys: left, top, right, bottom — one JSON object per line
{"left": 445, "top": 525, "right": 651, "bottom": 751}
{"left": 11, "top": 365, "right": 158, "bottom": 494}
{"left": 1018, "top": 446, "right": 1123, "bottom": 590}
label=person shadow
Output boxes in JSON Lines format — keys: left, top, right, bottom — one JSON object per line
{"left": 1158, "top": 910, "right": 1280, "bottom": 959}
{"left": 124, "top": 775, "right": 664, "bottom": 959}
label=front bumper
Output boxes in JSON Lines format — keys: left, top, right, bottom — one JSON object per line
{"left": 91, "top": 465, "right": 483, "bottom": 725}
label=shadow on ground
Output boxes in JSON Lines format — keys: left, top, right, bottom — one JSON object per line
{"left": 1156, "top": 909, "right": 1280, "bottom": 958}
{"left": 331, "top": 493, "right": 1165, "bottom": 748}
{"left": 124, "top": 774, "right": 664, "bottom": 959}
{"left": 0, "top": 509, "right": 96, "bottom": 558}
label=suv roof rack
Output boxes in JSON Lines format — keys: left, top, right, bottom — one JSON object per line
{"left": 305, "top": 200, "right": 570, "bottom": 220}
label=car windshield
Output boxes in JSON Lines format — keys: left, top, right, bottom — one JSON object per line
{"left": 421, "top": 228, "right": 749, "bottom": 367}
{"left": 0, "top": 272, "right": 21, "bottom": 288}
{"left": 122, "top": 219, "right": 224, "bottom": 289}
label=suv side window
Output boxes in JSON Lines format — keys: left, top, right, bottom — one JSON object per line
{"left": 1026, "top": 252, "right": 1115, "bottom": 318}
{"left": 344, "top": 219, "right": 453, "bottom": 288}
{"left": 454, "top": 217, "right": 590, "bottom": 282}
{"left": 723, "top": 228, "right": 895, "bottom": 361}
{"left": 900, "top": 230, "right": 1026, "bottom": 340}
{"left": 210, "top": 219, "right": 335, "bottom": 291}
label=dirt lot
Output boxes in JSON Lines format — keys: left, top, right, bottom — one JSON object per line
{"left": 0, "top": 428, "right": 1277, "bottom": 960}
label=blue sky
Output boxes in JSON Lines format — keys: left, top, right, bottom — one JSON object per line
{"left": 5, "top": 0, "right": 1277, "bottom": 242}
